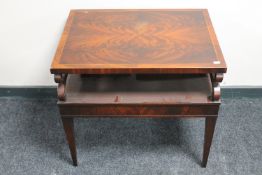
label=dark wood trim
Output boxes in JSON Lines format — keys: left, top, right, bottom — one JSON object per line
{"left": 58, "top": 104, "right": 220, "bottom": 117}
{"left": 61, "top": 117, "right": 77, "bottom": 166}
{"left": 54, "top": 74, "right": 68, "bottom": 101}
{"left": 202, "top": 116, "right": 218, "bottom": 167}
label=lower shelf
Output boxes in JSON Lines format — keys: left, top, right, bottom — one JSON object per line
{"left": 58, "top": 74, "right": 219, "bottom": 117}
{"left": 61, "top": 74, "right": 214, "bottom": 105}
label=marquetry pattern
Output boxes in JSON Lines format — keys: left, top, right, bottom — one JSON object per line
{"left": 60, "top": 11, "right": 216, "bottom": 65}
{"left": 50, "top": 10, "right": 227, "bottom": 168}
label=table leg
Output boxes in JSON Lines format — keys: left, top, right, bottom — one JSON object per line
{"left": 202, "top": 116, "right": 217, "bottom": 167}
{"left": 61, "top": 117, "right": 78, "bottom": 166}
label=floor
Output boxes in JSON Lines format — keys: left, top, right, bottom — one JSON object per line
{"left": 0, "top": 96, "right": 261, "bottom": 175}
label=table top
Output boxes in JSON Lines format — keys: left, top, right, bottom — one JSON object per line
{"left": 51, "top": 9, "right": 227, "bottom": 74}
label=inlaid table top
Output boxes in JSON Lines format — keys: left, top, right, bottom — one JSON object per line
{"left": 51, "top": 9, "right": 227, "bottom": 74}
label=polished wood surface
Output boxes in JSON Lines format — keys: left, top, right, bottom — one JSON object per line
{"left": 51, "top": 9, "right": 226, "bottom": 167}
{"left": 51, "top": 9, "right": 227, "bottom": 74}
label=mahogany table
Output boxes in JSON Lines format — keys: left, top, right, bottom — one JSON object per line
{"left": 50, "top": 9, "right": 227, "bottom": 167}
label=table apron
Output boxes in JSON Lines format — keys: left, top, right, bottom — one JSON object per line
{"left": 58, "top": 104, "right": 219, "bottom": 117}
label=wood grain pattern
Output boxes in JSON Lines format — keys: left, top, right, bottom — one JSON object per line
{"left": 51, "top": 9, "right": 226, "bottom": 167}
{"left": 50, "top": 9, "right": 227, "bottom": 74}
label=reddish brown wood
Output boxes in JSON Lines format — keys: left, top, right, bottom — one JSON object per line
{"left": 50, "top": 9, "right": 226, "bottom": 167}
{"left": 210, "top": 73, "right": 223, "bottom": 101}
{"left": 58, "top": 74, "right": 219, "bottom": 117}
{"left": 59, "top": 105, "right": 219, "bottom": 117}
{"left": 61, "top": 117, "right": 77, "bottom": 166}
{"left": 50, "top": 9, "right": 227, "bottom": 74}
{"left": 57, "top": 74, "right": 220, "bottom": 166}
{"left": 55, "top": 74, "right": 68, "bottom": 101}
{"left": 202, "top": 116, "right": 218, "bottom": 167}
{"left": 57, "top": 83, "right": 66, "bottom": 101}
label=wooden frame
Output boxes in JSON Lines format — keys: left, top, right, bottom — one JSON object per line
{"left": 54, "top": 73, "right": 223, "bottom": 167}
{"left": 50, "top": 9, "right": 227, "bottom": 167}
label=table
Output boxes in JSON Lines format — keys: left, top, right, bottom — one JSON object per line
{"left": 50, "top": 9, "right": 227, "bottom": 167}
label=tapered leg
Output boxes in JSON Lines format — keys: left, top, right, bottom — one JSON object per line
{"left": 61, "top": 117, "right": 78, "bottom": 166}
{"left": 202, "top": 116, "right": 217, "bottom": 167}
